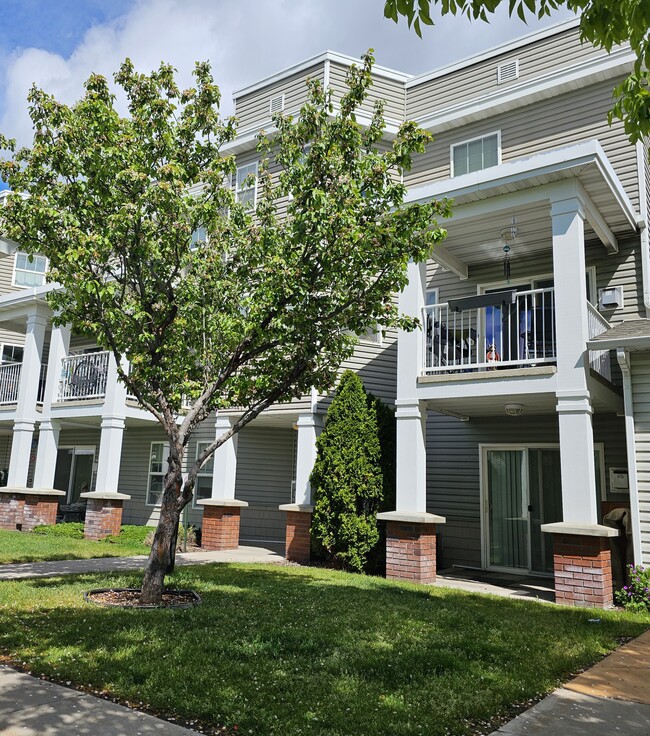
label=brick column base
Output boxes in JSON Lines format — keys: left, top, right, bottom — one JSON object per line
{"left": 0, "top": 489, "right": 65, "bottom": 531}
{"left": 279, "top": 505, "right": 313, "bottom": 563}
{"left": 198, "top": 500, "right": 248, "bottom": 550}
{"left": 552, "top": 533, "right": 614, "bottom": 608}
{"left": 377, "top": 511, "right": 446, "bottom": 584}
{"left": 83, "top": 498, "right": 124, "bottom": 540}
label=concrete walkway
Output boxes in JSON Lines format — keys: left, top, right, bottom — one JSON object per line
{"left": 490, "top": 630, "right": 650, "bottom": 734}
{"left": 0, "top": 545, "right": 284, "bottom": 580}
{"left": 0, "top": 665, "right": 200, "bottom": 735}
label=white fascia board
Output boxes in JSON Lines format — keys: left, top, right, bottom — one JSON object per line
{"left": 0, "top": 283, "right": 56, "bottom": 313}
{"left": 588, "top": 335, "right": 650, "bottom": 352}
{"left": 405, "top": 140, "right": 638, "bottom": 232}
{"left": 414, "top": 48, "right": 635, "bottom": 134}
{"left": 233, "top": 51, "right": 410, "bottom": 101}
{"left": 406, "top": 17, "right": 581, "bottom": 88}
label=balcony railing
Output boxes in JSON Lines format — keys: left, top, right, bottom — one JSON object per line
{"left": 587, "top": 302, "right": 612, "bottom": 382}
{"left": 59, "top": 351, "right": 110, "bottom": 401}
{"left": 423, "top": 287, "right": 557, "bottom": 374}
{"left": 0, "top": 363, "right": 21, "bottom": 405}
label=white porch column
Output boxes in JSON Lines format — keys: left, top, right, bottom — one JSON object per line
{"left": 93, "top": 354, "right": 128, "bottom": 494}
{"left": 7, "top": 308, "right": 48, "bottom": 488}
{"left": 293, "top": 413, "right": 324, "bottom": 506}
{"left": 211, "top": 414, "right": 238, "bottom": 500}
{"left": 397, "top": 259, "right": 426, "bottom": 399}
{"left": 550, "top": 190, "right": 598, "bottom": 524}
{"left": 33, "top": 324, "right": 71, "bottom": 490}
{"left": 395, "top": 399, "right": 428, "bottom": 513}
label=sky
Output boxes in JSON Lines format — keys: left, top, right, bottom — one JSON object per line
{"left": 0, "top": 0, "right": 578, "bottom": 188}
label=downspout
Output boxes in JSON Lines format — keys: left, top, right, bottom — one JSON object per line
{"left": 616, "top": 347, "right": 643, "bottom": 564}
{"left": 636, "top": 142, "right": 650, "bottom": 316}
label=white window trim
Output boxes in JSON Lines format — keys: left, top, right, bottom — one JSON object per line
{"left": 0, "top": 343, "right": 24, "bottom": 364}
{"left": 192, "top": 441, "right": 214, "bottom": 508}
{"left": 450, "top": 130, "right": 501, "bottom": 178}
{"left": 235, "top": 161, "right": 258, "bottom": 208}
{"left": 146, "top": 441, "right": 169, "bottom": 507}
{"left": 357, "top": 323, "right": 383, "bottom": 346}
{"left": 585, "top": 265, "right": 597, "bottom": 305}
{"left": 425, "top": 287, "right": 439, "bottom": 307}
{"left": 12, "top": 251, "right": 48, "bottom": 289}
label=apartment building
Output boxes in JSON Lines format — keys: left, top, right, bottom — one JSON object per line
{"left": 0, "top": 18, "right": 647, "bottom": 607}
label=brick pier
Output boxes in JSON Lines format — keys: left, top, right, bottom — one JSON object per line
{"left": 542, "top": 522, "right": 619, "bottom": 608}
{"left": 198, "top": 499, "right": 248, "bottom": 551}
{"left": 279, "top": 504, "right": 313, "bottom": 563}
{"left": 80, "top": 492, "right": 131, "bottom": 540}
{"left": 0, "top": 488, "right": 65, "bottom": 531}
{"left": 377, "top": 511, "right": 446, "bottom": 584}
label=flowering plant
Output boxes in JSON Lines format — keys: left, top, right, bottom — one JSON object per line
{"left": 615, "top": 565, "right": 650, "bottom": 612}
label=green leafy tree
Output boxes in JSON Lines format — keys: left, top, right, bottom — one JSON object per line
{"left": 367, "top": 392, "right": 396, "bottom": 513}
{"left": 384, "top": 0, "right": 650, "bottom": 144}
{"left": 0, "top": 52, "right": 450, "bottom": 603}
{"left": 311, "top": 371, "right": 384, "bottom": 572}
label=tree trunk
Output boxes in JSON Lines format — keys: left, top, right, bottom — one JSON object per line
{"left": 140, "top": 465, "right": 183, "bottom": 605}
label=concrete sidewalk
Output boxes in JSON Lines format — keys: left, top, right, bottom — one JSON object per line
{"left": 0, "top": 666, "right": 200, "bottom": 735}
{"left": 0, "top": 545, "right": 284, "bottom": 580}
{"left": 490, "top": 629, "right": 650, "bottom": 734}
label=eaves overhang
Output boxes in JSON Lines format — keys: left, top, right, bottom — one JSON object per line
{"left": 405, "top": 139, "right": 639, "bottom": 235}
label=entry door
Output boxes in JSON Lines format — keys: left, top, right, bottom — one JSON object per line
{"left": 484, "top": 447, "right": 562, "bottom": 574}
{"left": 53, "top": 447, "right": 96, "bottom": 502}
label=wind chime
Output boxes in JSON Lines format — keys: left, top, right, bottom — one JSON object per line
{"left": 500, "top": 217, "right": 518, "bottom": 283}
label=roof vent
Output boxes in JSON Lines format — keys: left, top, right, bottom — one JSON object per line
{"left": 497, "top": 59, "right": 519, "bottom": 84}
{"left": 269, "top": 94, "right": 285, "bottom": 115}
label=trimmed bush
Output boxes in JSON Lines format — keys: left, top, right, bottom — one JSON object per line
{"left": 311, "top": 371, "right": 383, "bottom": 572}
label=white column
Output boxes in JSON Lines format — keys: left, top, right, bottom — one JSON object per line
{"left": 395, "top": 399, "right": 428, "bottom": 513}
{"left": 7, "top": 309, "right": 48, "bottom": 487}
{"left": 211, "top": 415, "right": 238, "bottom": 500}
{"left": 94, "top": 354, "right": 127, "bottom": 494}
{"left": 397, "top": 260, "right": 426, "bottom": 400}
{"left": 551, "top": 189, "right": 598, "bottom": 525}
{"left": 33, "top": 324, "right": 71, "bottom": 489}
{"left": 293, "top": 413, "right": 324, "bottom": 506}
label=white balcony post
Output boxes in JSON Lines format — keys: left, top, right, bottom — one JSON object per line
{"left": 395, "top": 399, "right": 428, "bottom": 513}
{"left": 93, "top": 354, "right": 128, "bottom": 495}
{"left": 42, "top": 324, "right": 71, "bottom": 407}
{"left": 293, "top": 413, "right": 324, "bottom": 506}
{"left": 32, "top": 419, "right": 61, "bottom": 490}
{"left": 7, "top": 308, "right": 48, "bottom": 488}
{"left": 397, "top": 260, "right": 426, "bottom": 397}
{"left": 550, "top": 188, "right": 598, "bottom": 524}
{"left": 211, "top": 415, "right": 238, "bottom": 501}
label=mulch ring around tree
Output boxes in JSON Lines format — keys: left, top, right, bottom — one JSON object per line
{"left": 84, "top": 588, "right": 201, "bottom": 609}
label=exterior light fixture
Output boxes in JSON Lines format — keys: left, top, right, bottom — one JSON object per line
{"left": 504, "top": 403, "right": 524, "bottom": 417}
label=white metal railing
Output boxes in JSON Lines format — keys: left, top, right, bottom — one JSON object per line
{"left": 59, "top": 351, "right": 110, "bottom": 401}
{"left": 587, "top": 301, "right": 612, "bottom": 382}
{"left": 0, "top": 363, "right": 21, "bottom": 404}
{"left": 422, "top": 287, "right": 556, "bottom": 374}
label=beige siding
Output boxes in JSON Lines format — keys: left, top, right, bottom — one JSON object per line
{"left": 235, "top": 64, "right": 325, "bottom": 133}
{"left": 406, "top": 78, "right": 639, "bottom": 211}
{"left": 631, "top": 352, "right": 650, "bottom": 565}
{"left": 406, "top": 25, "right": 606, "bottom": 120}
{"left": 328, "top": 62, "right": 405, "bottom": 125}
{"left": 0, "top": 254, "right": 28, "bottom": 349}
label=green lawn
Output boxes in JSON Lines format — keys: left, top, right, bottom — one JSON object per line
{"left": 0, "top": 564, "right": 647, "bottom": 736}
{"left": 0, "top": 525, "right": 154, "bottom": 564}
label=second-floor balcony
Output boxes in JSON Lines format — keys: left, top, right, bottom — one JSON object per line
{"left": 422, "top": 286, "right": 611, "bottom": 382}
{"left": 58, "top": 351, "right": 110, "bottom": 401}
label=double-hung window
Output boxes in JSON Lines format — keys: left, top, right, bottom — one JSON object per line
{"left": 193, "top": 441, "right": 214, "bottom": 505}
{"left": 13, "top": 252, "right": 47, "bottom": 287}
{"left": 451, "top": 132, "right": 500, "bottom": 177}
{"left": 1, "top": 345, "right": 23, "bottom": 364}
{"left": 147, "top": 442, "right": 168, "bottom": 506}
{"left": 235, "top": 162, "right": 258, "bottom": 208}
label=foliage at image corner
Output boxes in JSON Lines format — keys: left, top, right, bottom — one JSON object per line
{"left": 310, "top": 371, "right": 387, "bottom": 573}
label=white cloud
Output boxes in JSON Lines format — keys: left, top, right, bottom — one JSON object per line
{"left": 0, "top": 0, "right": 577, "bottom": 146}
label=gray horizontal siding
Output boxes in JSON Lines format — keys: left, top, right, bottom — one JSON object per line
{"left": 406, "top": 25, "right": 605, "bottom": 120}
{"left": 328, "top": 62, "right": 405, "bottom": 125}
{"left": 427, "top": 411, "right": 626, "bottom": 569}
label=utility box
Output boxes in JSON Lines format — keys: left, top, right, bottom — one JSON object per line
{"left": 599, "top": 286, "right": 624, "bottom": 311}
